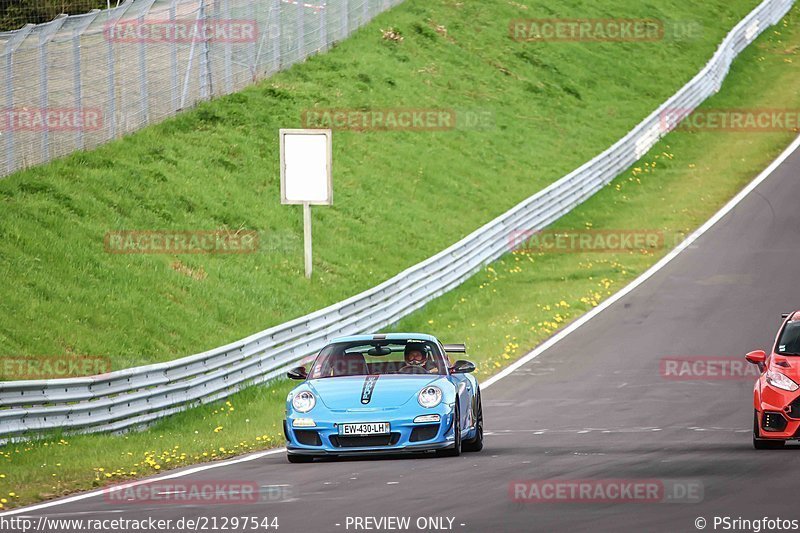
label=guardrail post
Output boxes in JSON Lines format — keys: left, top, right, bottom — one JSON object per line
{"left": 3, "top": 24, "right": 32, "bottom": 175}
{"left": 38, "top": 15, "right": 68, "bottom": 162}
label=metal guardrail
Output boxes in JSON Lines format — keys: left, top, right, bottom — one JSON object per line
{"left": 0, "top": 0, "right": 794, "bottom": 442}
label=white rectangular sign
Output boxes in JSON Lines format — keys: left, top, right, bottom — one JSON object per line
{"left": 280, "top": 129, "right": 332, "bottom": 205}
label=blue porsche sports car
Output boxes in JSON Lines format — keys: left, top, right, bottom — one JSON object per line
{"left": 283, "top": 333, "right": 484, "bottom": 462}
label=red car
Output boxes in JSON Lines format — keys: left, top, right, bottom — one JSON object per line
{"left": 746, "top": 312, "right": 800, "bottom": 449}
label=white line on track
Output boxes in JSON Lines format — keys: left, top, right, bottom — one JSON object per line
{"left": 0, "top": 448, "right": 286, "bottom": 517}
{"left": 482, "top": 133, "right": 800, "bottom": 390}
{"left": 3, "top": 134, "right": 800, "bottom": 518}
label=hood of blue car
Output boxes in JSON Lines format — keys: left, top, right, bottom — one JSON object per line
{"left": 306, "top": 375, "right": 444, "bottom": 411}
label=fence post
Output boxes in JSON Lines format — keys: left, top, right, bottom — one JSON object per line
{"left": 319, "top": 3, "right": 327, "bottom": 52}
{"left": 297, "top": 2, "right": 306, "bottom": 64}
{"left": 169, "top": 0, "right": 179, "bottom": 112}
{"left": 2, "top": 24, "right": 33, "bottom": 175}
{"left": 72, "top": 11, "right": 101, "bottom": 151}
{"left": 271, "top": 0, "right": 281, "bottom": 72}
{"left": 341, "top": 0, "right": 349, "bottom": 40}
{"left": 248, "top": 0, "right": 258, "bottom": 79}
{"left": 199, "top": 0, "right": 211, "bottom": 99}
{"left": 38, "top": 15, "right": 68, "bottom": 163}
{"left": 222, "top": 0, "right": 233, "bottom": 93}
{"left": 104, "top": 1, "right": 133, "bottom": 139}
{"left": 137, "top": 0, "right": 157, "bottom": 128}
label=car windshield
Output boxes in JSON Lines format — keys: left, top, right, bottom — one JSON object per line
{"left": 776, "top": 321, "right": 800, "bottom": 355}
{"left": 307, "top": 340, "right": 448, "bottom": 379}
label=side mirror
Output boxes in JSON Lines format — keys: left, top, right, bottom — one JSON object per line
{"left": 451, "top": 360, "right": 475, "bottom": 374}
{"left": 745, "top": 350, "right": 767, "bottom": 372}
{"left": 287, "top": 366, "right": 308, "bottom": 380}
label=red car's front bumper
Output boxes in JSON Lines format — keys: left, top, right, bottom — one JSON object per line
{"left": 756, "top": 384, "right": 800, "bottom": 439}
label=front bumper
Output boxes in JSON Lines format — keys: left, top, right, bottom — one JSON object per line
{"left": 284, "top": 408, "right": 456, "bottom": 455}
{"left": 757, "top": 385, "right": 800, "bottom": 439}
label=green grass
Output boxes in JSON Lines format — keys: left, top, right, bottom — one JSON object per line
{"left": 0, "top": 0, "right": 764, "bottom": 374}
{"left": 0, "top": 380, "right": 294, "bottom": 509}
{"left": 1, "top": 3, "right": 798, "bottom": 511}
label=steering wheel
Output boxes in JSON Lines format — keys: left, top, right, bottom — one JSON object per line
{"left": 398, "top": 365, "right": 428, "bottom": 375}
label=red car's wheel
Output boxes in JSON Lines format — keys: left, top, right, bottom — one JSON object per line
{"left": 753, "top": 410, "right": 786, "bottom": 449}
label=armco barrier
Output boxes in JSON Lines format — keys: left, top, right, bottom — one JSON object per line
{"left": 0, "top": 0, "right": 794, "bottom": 442}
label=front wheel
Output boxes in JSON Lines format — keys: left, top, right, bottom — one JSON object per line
{"left": 753, "top": 410, "right": 785, "bottom": 450}
{"left": 462, "top": 393, "right": 483, "bottom": 452}
{"left": 437, "top": 404, "right": 462, "bottom": 457}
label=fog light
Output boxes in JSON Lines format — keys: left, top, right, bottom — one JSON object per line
{"left": 413, "top": 414, "right": 441, "bottom": 424}
{"left": 292, "top": 418, "right": 316, "bottom": 428}
{"left": 762, "top": 411, "right": 787, "bottom": 432}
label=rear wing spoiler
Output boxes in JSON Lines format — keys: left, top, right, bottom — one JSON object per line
{"left": 443, "top": 343, "right": 466, "bottom": 353}
{"left": 783, "top": 313, "right": 793, "bottom": 320}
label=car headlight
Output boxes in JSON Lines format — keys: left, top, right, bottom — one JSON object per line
{"left": 292, "top": 391, "right": 316, "bottom": 413}
{"left": 765, "top": 370, "right": 799, "bottom": 392}
{"left": 418, "top": 386, "right": 443, "bottom": 408}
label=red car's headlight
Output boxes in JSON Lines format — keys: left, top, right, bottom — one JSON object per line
{"left": 765, "top": 370, "right": 799, "bottom": 392}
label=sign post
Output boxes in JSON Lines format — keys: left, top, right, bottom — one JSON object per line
{"left": 279, "top": 129, "right": 332, "bottom": 279}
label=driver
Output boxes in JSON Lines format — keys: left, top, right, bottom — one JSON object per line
{"left": 400, "top": 342, "right": 431, "bottom": 374}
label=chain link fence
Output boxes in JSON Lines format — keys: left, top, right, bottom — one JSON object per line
{"left": 0, "top": 2, "right": 119, "bottom": 31}
{"left": 0, "top": 0, "right": 401, "bottom": 178}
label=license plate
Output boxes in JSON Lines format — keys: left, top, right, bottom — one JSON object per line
{"left": 338, "top": 422, "right": 390, "bottom": 436}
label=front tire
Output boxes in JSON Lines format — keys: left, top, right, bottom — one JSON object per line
{"left": 753, "top": 410, "right": 785, "bottom": 449}
{"left": 463, "top": 393, "right": 483, "bottom": 453}
{"left": 437, "top": 403, "right": 462, "bottom": 457}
